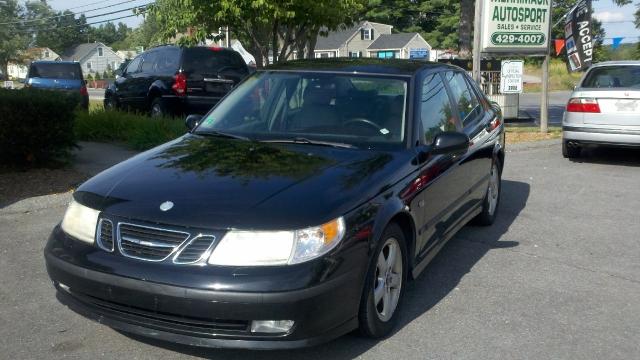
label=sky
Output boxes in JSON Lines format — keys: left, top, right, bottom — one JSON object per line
{"left": 44, "top": 0, "right": 640, "bottom": 45}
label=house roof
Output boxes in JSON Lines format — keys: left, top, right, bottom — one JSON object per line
{"left": 315, "top": 21, "right": 392, "bottom": 51}
{"left": 63, "top": 42, "right": 108, "bottom": 61}
{"left": 315, "top": 23, "right": 362, "bottom": 51}
{"left": 367, "top": 33, "right": 422, "bottom": 50}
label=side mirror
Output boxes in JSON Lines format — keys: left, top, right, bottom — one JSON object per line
{"left": 431, "top": 132, "right": 470, "bottom": 156}
{"left": 185, "top": 114, "right": 203, "bottom": 131}
{"left": 114, "top": 69, "right": 123, "bottom": 77}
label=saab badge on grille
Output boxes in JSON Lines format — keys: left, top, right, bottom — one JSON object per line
{"left": 159, "top": 201, "right": 174, "bottom": 211}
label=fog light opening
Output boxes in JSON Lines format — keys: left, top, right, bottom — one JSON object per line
{"left": 250, "top": 320, "right": 295, "bottom": 334}
{"left": 57, "top": 282, "right": 71, "bottom": 293}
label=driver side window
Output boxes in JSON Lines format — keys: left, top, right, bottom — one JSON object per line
{"left": 125, "top": 56, "right": 142, "bottom": 75}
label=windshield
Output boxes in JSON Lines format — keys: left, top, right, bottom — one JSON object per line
{"left": 28, "top": 63, "right": 81, "bottom": 80}
{"left": 196, "top": 71, "right": 408, "bottom": 149}
{"left": 581, "top": 66, "right": 640, "bottom": 89}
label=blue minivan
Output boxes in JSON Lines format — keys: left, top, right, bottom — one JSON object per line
{"left": 25, "top": 61, "right": 89, "bottom": 109}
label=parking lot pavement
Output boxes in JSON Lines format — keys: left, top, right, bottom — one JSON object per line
{"left": 1, "top": 142, "right": 639, "bottom": 360}
{"left": 517, "top": 91, "right": 571, "bottom": 125}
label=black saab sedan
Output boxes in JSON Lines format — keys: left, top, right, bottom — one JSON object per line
{"left": 45, "top": 59, "right": 505, "bottom": 349}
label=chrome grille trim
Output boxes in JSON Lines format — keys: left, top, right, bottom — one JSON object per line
{"left": 172, "top": 235, "right": 217, "bottom": 265}
{"left": 117, "top": 222, "right": 190, "bottom": 262}
{"left": 96, "top": 219, "right": 114, "bottom": 252}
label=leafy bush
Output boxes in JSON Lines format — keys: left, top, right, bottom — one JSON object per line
{"left": 75, "top": 110, "right": 185, "bottom": 150}
{"left": 0, "top": 88, "right": 79, "bottom": 167}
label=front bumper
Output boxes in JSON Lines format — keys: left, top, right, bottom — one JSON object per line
{"left": 563, "top": 126, "right": 640, "bottom": 146}
{"left": 44, "top": 226, "right": 366, "bottom": 349}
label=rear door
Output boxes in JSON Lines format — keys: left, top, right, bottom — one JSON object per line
{"left": 578, "top": 65, "right": 640, "bottom": 127}
{"left": 442, "top": 71, "right": 492, "bottom": 219}
{"left": 181, "top": 48, "right": 249, "bottom": 112}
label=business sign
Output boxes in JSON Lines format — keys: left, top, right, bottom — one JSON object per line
{"left": 500, "top": 60, "right": 524, "bottom": 93}
{"left": 564, "top": 0, "right": 593, "bottom": 72}
{"left": 481, "top": 0, "right": 552, "bottom": 54}
{"left": 409, "top": 48, "right": 429, "bottom": 60}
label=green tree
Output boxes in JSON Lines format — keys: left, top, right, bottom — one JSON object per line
{"left": 150, "top": 0, "right": 365, "bottom": 67}
{"left": 35, "top": 10, "right": 89, "bottom": 54}
{"left": 364, "top": 0, "right": 460, "bottom": 51}
{"left": 0, "top": 0, "right": 29, "bottom": 77}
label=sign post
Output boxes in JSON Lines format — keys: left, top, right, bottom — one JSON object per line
{"left": 500, "top": 60, "right": 524, "bottom": 94}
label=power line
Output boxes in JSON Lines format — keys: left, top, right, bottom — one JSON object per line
{"left": 1, "top": 0, "right": 152, "bottom": 26}
{"left": 8, "top": 11, "right": 148, "bottom": 34}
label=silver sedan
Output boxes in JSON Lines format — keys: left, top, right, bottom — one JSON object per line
{"left": 562, "top": 61, "right": 640, "bottom": 158}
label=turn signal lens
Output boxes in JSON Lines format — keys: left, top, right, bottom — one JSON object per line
{"left": 566, "top": 98, "right": 600, "bottom": 113}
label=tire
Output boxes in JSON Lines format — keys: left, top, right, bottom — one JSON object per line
{"left": 150, "top": 97, "right": 169, "bottom": 118}
{"left": 472, "top": 161, "right": 501, "bottom": 226}
{"left": 104, "top": 96, "right": 118, "bottom": 111}
{"left": 358, "top": 223, "right": 408, "bottom": 338}
{"left": 562, "top": 140, "right": 581, "bottom": 158}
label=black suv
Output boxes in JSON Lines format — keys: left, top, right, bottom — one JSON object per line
{"left": 104, "top": 45, "right": 250, "bottom": 116}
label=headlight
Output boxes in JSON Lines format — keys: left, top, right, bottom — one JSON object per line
{"left": 60, "top": 199, "right": 100, "bottom": 244}
{"left": 208, "top": 217, "right": 345, "bottom": 266}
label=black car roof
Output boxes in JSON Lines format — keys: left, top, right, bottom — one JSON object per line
{"left": 265, "top": 58, "right": 459, "bottom": 75}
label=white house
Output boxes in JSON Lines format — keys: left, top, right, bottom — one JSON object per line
{"left": 63, "top": 42, "right": 123, "bottom": 76}
{"left": 7, "top": 47, "right": 60, "bottom": 79}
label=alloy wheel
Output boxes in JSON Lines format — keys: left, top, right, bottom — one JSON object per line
{"left": 487, "top": 164, "right": 500, "bottom": 216}
{"left": 373, "top": 237, "right": 403, "bottom": 322}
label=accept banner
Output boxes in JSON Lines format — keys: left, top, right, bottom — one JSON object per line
{"left": 564, "top": 0, "right": 593, "bottom": 72}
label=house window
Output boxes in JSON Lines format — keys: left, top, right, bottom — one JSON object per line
{"left": 44, "top": 50, "right": 49, "bottom": 58}
{"left": 376, "top": 51, "right": 396, "bottom": 59}
{"left": 98, "top": 47, "right": 103, "bottom": 57}
{"left": 361, "top": 28, "right": 374, "bottom": 40}
{"left": 349, "top": 51, "right": 362, "bottom": 58}
{"left": 86, "top": 62, "right": 92, "bottom": 71}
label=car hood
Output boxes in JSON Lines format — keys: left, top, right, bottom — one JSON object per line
{"left": 76, "top": 135, "right": 414, "bottom": 230}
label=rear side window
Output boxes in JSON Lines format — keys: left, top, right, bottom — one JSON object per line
{"left": 444, "top": 71, "right": 482, "bottom": 126}
{"left": 28, "top": 63, "right": 81, "bottom": 79}
{"left": 581, "top": 66, "right": 640, "bottom": 88}
{"left": 155, "top": 47, "right": 181, "bottom": 75}
{"left": 182, "top": 48, "right": 246, "bottom": 75}
{"left": 420, "top": 73, "right": 457, "bottom": 144}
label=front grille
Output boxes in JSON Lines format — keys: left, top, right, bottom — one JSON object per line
{"left": 118, "top": 223, "right": 189, "bottom": 261}
{"left": 173, "top": 235, "right": 217, "bottom": 264}
{"left": 96, "top": 219, "right": 114, "bottom": 252}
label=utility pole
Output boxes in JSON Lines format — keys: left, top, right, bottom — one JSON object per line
{"left": 540, "top": 52, "right": 550, "bottom": 133}
{"left": 226, "top": 26, "right": 230, "bottom": 48}
{"left": 472, "top": 0, "right": 483, "bottom": 84}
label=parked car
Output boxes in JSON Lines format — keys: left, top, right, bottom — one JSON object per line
{"left": 45, "top": 59, "right": 505, "bottom": 349}
{"left": 24, "top": 61, "right": 88, "bottom": 109}
{"left": 104, "top": 45, "right": 251, "bottom": 117}
{"left": 562, "top": 61, "right": 640, "bottom": 158}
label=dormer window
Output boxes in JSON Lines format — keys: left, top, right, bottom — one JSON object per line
{"left": 361, "top": 28, "right": 374, "bottom": 41}
{"left": 98, "top": 47, "right": 103, "bottom": 57}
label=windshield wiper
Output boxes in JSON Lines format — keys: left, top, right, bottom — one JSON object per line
{"left": 194, "top": 130, "right": 251, "bottom": 141}
{"left": 261, "top": 137, "right": 356, "bottom": 149}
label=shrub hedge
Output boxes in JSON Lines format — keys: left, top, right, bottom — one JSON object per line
{"left": 0, "top": 89, "right": 79, "bottom": 167}
{"left": 74, "top": 110, "right": 185, "bottom": 151}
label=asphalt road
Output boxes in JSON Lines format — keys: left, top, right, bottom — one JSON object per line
{"left": 517, "top": 91, "right": 571, "bottom": 125}
{"left": 1, "top": 142, "right": 639, "bottom": 359}
{"left": 88, "top": 88, "right": 105, "bottom": 101}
